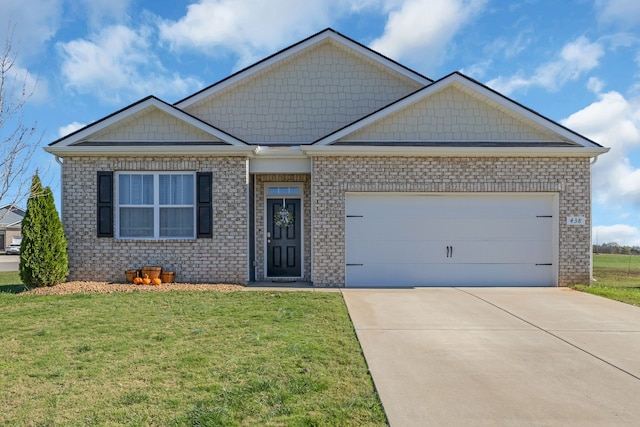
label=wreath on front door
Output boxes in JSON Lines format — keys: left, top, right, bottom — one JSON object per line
{"left": 274, "top": 206, "right": 295, "bottom": 228}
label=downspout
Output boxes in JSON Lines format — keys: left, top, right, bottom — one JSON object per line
{"left": 55, "top": 156, "right": 64, "bottom": 222}
{"left": 590, "top": 156, "right": 598, "bottom": 282}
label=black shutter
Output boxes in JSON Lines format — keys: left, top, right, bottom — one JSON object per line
{"left": 97, "top": 171, "right": 114, "bottom": 237}
{"left": 197, "top": 172, "right": 213, "bottom": 238}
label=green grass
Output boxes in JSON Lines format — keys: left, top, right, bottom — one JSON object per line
{"left": 592, "top": 253, "right": 640, "bottom": 271}
{"left": 0, "top": 291, "right": 386, "bottom": 426}
{"left": 0, "top": 271, "right": 26, "bottom": 293}
{"left": 574, "top": 254, "right": 640, "bottom": 306}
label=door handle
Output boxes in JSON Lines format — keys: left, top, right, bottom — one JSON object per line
{"left": 446, "top": 246, "right": 453, "bottom": 258}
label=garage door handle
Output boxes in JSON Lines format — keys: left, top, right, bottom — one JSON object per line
{"left": 446, "top": 246, "right": 453, "bottom": 258}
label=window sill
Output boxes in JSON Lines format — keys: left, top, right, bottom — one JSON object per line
{"left": 114, "top": 238, "right": 197, "bottom": 243}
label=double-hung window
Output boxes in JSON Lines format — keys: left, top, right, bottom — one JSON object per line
{"left": 117, "top": 172, "right": 195, "bottom": 239}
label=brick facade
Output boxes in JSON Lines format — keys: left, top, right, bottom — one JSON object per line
{"left": 310, "top": 156, "right": 592, "bottom": 287}
{"left": 61, "top": 156, "right": 249, "bottom": 284}
{"left": 61, "top": 154, "right": 592, "bottom": 287}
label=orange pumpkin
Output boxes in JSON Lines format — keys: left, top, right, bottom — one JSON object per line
{"left": 152, "top": 277, "right": 162, "bottom": 286}
{"left": 142, "top": 274, "right": 151, "bottom": 285}
{"left": 133, "top": 277, "right": 142, "bottom": 285}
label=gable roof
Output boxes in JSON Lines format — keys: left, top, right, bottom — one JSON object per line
{"left": 174, "top": 28, "right": 432, "bottom": 110}
{"left": 46, "top": 96, "right": 255, "bottom": 156}
{"left": 45, "top": 29, "right": 608, "bottom": 159}
{"left": 0, "top": 204, "right": 25, "bottom": 227}
{"left": 310, "top": 72, "right": 606, "bottom": 154}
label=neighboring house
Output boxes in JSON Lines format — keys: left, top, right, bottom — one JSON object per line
{"left": 0, "top": 205, "right": 24, "bottom": 252}
{"left": 46, "top": 29, "right": 608, "bottom": 287}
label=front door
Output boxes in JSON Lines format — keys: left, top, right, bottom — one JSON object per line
{"left": 267, "top": 199, "right": 301, "bottom": 277}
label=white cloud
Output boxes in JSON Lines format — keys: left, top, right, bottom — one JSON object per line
{"left": 565, "top": 84, "right": 640, "bottom": 247}
{"left": 77, "top": 0, "right": 133, "bottom": 29}
{"left": 58, "top": 121, "right": 86, "bottom": 138}
{"left": 562, "top": 90, "right": 640, "bottom": 209}
{"left": 487, "top": 37, "right": 604, "bottom": 95}
{"left": 593, "top": 224, "right": 640, "bottom": 247}
{"left": 58, "top": 25, "right": 202, "bottom": 104}
{"left": 460, "top": 59, "right": 492, "bottom": 80}
{"left": 157, "top": 0, "right": 488, "bottom": 71}
{"left": 3, "top": 62, "right": 49, "bottom": 104}
{"left": 348, "top": 0, "right": 387, "bottom": 12}
{"left": 596, "top": 0, "right": 640, "bottom": 28}
{"left": 158, "top": 0, "right": 340, "bottom": 67}
{"left": 0, "top": 0, "right": 64, "bottom": 59}
{"left": 369, "top": 0, "right": 488, "bottom": 71}
{"left": 587, "top": 76, "right": 605, "bottom": 93}
{"left": 482, "top": 30, "right": 534, "bottom": 62}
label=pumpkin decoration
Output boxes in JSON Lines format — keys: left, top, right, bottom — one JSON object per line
{"left": 133, "top": 277, "right": 142, "bottom": 285}
{"left": 142, "top": 274, "right": 151, "bottom": 285}
{"left": 152, "top": 277, "right": 162, "bottom": 286}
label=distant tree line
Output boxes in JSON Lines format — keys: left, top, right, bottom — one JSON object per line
{"left": 593, "top": 242, "right": 640, "bottom": 255}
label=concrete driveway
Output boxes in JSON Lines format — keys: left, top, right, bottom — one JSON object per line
{"left": 342, "top": 287, "right": 640, "bottom": 426}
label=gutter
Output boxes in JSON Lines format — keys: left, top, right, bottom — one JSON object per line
{"left": 302, "top": 145, "right": 610, "bottom": 158}
{"left": 44, "top": 145, "right": 258, "bottom": 157}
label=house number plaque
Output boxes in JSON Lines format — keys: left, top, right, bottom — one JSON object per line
{"left": 566, "top": 216, "right": 585, "bottom": 225}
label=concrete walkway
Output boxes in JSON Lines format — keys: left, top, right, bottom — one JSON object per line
{"left": 342, "top": 287, "right": 640, "bottom": 426}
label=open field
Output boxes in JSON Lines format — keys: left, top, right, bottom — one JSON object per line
{"left": 0, "top": 288, "right": 386, "bottom": 426}
{"left": 592, "top": 253, "right": 640, "bottom": 282}
{"left": 574, "top": 254, "right": 640, "bottom": 306}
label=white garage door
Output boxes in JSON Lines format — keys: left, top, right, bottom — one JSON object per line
{"left": 345, "top": 193, "right": 557, "bottom": 287}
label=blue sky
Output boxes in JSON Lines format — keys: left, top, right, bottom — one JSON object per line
{"left": 1, "top": 0, "right": 640, "bottom": 246}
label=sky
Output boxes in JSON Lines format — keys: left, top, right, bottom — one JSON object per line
{"left": 1, "top": 0, "right": 639, "bottom": 246}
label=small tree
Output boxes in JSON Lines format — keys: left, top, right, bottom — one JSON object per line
{"left": 19, "top": 173, "right": 68, "bottom": 287}
{"left": 0, "top": 25, "right": 41, "bottom": 221}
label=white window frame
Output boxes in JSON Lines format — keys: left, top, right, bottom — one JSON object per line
{"left": 116, "top": 171, "right": 196, "bottom": 240}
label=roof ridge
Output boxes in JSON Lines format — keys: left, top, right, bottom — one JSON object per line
{"left": 173, "top": 27, "right": 431, "bottom": 108}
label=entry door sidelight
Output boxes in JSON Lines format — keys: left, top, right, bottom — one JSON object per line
{"left": 267, "top": 199, "right": 301, "bottom": 277}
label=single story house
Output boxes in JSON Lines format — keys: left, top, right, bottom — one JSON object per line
{"left": 46, "top": 29, "right": 608, "bottom": 287}
{"left": 0, "top": 204, "right": 25, "bottom": 251}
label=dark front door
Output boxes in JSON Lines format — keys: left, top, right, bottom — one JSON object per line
{"left": 267, "top": 199, "right": 301, "bottom": 277}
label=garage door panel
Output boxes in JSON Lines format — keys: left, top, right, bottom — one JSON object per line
{"left": 345, "top": 193, "right": 557, "bottom": 287}
{"left": 347, "top": 218, "right": 447, "bottom": 240}
{"left": 346, "top": 195, "right": 553, "bottom": 219}
{"left": 346, "top": 263, "right": 554, "bottom": 287}
{"left": 348, "top": 218, "right": 552, "bottom": 241}
{"left": 447, "top": 239, "right": 552, "bottom": 264}
{"left": 347, "top": 239, "right": 448, "bottom": 264}
{"left": 347, "top": 238, "right": 551, "bottom": 264}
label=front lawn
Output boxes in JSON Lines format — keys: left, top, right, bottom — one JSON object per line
{"left": 0, "top": 289, "right": 386, "bottom": 426}
{"left": 574, "top": 254, "right": 640, "bottom": 306}
{"left": 0, "top": 271, "right": 26, "bottom": 294}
